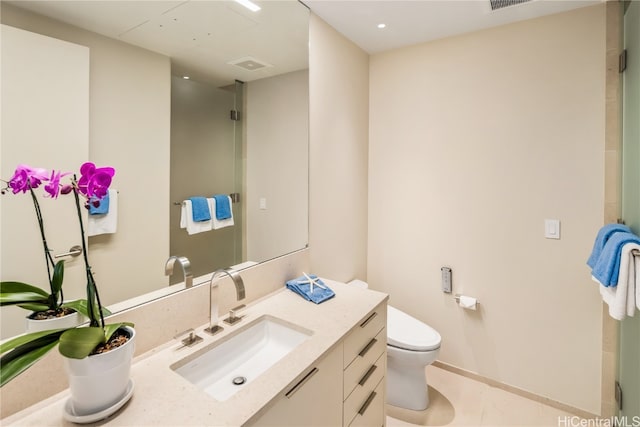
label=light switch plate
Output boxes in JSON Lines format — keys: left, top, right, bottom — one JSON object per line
{"left": 544, "top": 219, "right": 560, "bottom": 239}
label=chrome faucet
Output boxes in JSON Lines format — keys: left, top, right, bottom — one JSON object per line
{"left": 205, "top": 268, "right": 245, "bottom": 336}
{"left": 164, "top": 256, "right": 193, "bottom": 288}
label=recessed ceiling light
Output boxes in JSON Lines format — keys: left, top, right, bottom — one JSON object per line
{"left": 233, "top": 0, "right": 261, "bottom": 12}
{"left": 183, "top": 76, "right": 190, "bottom": 80}
{"left": 377, "top": 23, "right": 387, "bottom": 29}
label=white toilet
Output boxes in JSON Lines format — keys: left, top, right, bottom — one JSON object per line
{"left": 348, "top": 280, "right": 442, "bottom": 411}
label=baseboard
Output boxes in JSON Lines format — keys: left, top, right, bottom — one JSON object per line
{"left": 432, "top": 361, "right": 599, "bottom": 420}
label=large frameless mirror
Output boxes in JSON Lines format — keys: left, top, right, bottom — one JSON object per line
{"left": 0, "top": 0, "right": 309, "bottom": 339}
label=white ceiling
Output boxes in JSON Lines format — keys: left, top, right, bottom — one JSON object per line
{"left": 5, "top": 0, "right": 603, "bottom": 85}
{"left": 303, "top": 0, "right": 602, "bottom": 54}
{"left": 5, "top": 0, "right": 309, "bottom": 87}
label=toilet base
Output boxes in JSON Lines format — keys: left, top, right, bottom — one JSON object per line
{"left": 386, "top": 356, "right": 429, "bottom": 411}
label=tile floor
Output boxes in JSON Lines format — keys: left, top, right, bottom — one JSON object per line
{"left": 386, "top": 365, "right": 584, "bottom": 427}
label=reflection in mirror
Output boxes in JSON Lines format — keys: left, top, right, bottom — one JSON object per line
{"left": 0, "top": 1, "right": 309, "bottom": 340}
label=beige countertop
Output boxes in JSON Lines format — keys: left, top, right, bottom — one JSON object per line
{"left": 3, "top": 280, "right": 388, "bottom": 426}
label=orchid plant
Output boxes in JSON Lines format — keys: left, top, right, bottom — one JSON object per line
{"left": 0, "top": 162, "right": 133, "bottom": 387}
{"left": 0, "top": 164, "right": 83, "bottom": 317}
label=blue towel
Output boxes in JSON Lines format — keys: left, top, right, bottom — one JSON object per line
{"left": 587, "top": 224, "right": 631, "bottom": 268}
{"left": 189, "top": 197, "right": 211, "bottom": 222}
{"left": 285, "top": 275, "right": 335, "bottom": 304}
{"left": 213, "top": 194, "right": 231, "bottom": 220}
{"left": 88, "top": 193, "right": 109, "bottom": 215}
{"left": 592, "top": 231, "right": 640, "bottom": 286}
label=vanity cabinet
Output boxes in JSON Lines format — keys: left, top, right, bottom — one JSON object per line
{"left": 250, "top": 342, "right": 343, "bottom": 426}
{"left": 343, "top": 305, "right": 387, "bottom": 427}
{"left": 249, "top": 302, "right": 387, "bottom": 427}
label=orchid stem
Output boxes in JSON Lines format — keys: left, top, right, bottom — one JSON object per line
{"left": 28, "top": 185, "right": 58, "bottom": 309}
{"left": 71, "top": 176, "right": 105, "bottom": 330}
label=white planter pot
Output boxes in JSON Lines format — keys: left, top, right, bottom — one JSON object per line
{"left": 63, "top": 326, "right": 136, "bottom": 416}
{"left": 26, "top": 311, "right": 85, "bottom": 333}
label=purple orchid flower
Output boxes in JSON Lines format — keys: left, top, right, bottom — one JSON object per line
{"left": 77, "top": 162, "right": 115, "bottom": 200}
{"left": 43, "top": 170, "right": 71, "bottom": 199}
{"left": 8, "top": 165, "right": 49, "bottom": 194}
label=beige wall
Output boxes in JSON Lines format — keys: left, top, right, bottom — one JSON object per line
{"left": 1, "top": 4, "right": 171, "bottom": 306}
{"left": 246, "top": 70, "right": 309, "bottom": 263}
{"left": 1, "top": 25, "right": 89, "bottom": 339}
{"left": 308, "top": 14, "right": 369, "bottom": 282}
{"left": 368, "top": 5, "right": 606, "bottom": 413}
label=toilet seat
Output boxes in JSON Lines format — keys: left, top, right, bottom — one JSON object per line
{"left": 387, "top": 305, "right": 441, "bottom": 351}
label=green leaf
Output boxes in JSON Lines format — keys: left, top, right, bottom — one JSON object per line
{"left": 0, "top": 293, "right": 49, "bottom": 306}
{"left": 58, "top": 327, "right": 105, "bottom": 359}
{"left": 0, "top": 282, "right": 49, "bottom": 297}
{"left": 0, "top": 328, "right": 67, "bottom": 355}
{"left": 17, "top": 303, "right": 50, "bottom": 312}
{"left": 0, "top": 282, "right": 50, "bottom": 308}
{"left": 0, "top": 340, "right": 58, "bottom": 387}
{"left": 51, "top": 260, "right": 64, "bottom": 295}
{"left": 0, "top": 282, "right": 51, "bottom": 308}
{"left": 61, "top": 300, "right": 110, "bottom": 319}
{"left": 62, "top": 300, "right": 88, "bottom": 318}
{"left": 103, "top": 323, "right": 133, "bottom": 342}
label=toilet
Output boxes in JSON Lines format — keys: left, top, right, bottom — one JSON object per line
{"left": 348, "top": 280, "right": 442, "bottom": 411}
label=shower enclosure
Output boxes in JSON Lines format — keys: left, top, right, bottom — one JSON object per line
{"left": 169, "top": 77, "right": 244, "bottom": 282}
{"left": 619, "top": 0, "right": 640, "bottom": 419}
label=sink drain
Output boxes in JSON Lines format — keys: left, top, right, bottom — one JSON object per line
{"left": 232, "top": 376, "right": 247, "bottom": 386}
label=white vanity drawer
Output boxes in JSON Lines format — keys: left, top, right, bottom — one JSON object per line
{"left": 343, "top": 327, "right": 386, "bottom": 399}
{"left": 343, "top": 304, "right": 386, "bottom": 369}
{"left": 343, "top": 353, "right": 385, "bottom": 427}
{"left": 348, "top": 377, "right": 385, "bottom": 427}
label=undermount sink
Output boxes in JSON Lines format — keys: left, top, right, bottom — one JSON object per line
{"left": 172, "top": 316, "right": 312, "bottom": 401}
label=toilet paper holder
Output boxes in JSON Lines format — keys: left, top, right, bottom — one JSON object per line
{"left": 454, "top": 294, "right": 480, "bottom": 305}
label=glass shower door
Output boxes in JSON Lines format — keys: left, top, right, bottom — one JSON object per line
{"left": 169, "top": 77, "right": 243, "bottom": 281}
{"left": 619, "top": 0, "right": 640, "bottom": 419}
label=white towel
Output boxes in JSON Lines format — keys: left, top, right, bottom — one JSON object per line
{"left": 599, "top": 242, "right": 640, "bottom": 320}
{"left": 636, "top": 254, "right": 640, "bottom": 311}
{"left": 209, "top": 196, "right": 234, "bottom": 230}
{"left": 87, "top": 189, "right": 118, "bottom": 237}
{"left": 180, "top": 200, "right": 212, "bottom": 235}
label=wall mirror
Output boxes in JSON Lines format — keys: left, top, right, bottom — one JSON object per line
{"left": 0, "top": 0, "right": 309, "bottom": 339}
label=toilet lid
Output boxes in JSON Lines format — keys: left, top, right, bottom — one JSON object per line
{"left": 387, "top": 305, "right": 441, "bottom": 351}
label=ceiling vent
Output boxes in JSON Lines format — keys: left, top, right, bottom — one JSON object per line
{"left": 228, "top": 56, "right": 272, "bottom": 72}
{"left": 489, "top": 0, "right": 532, "bottom": 11}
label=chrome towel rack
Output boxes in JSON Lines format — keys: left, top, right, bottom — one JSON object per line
{"left": 614, "top": 219, "right": 640, "bottom": 256}
{"left": 173, "top": 193, "right": 240, "bottom": 206}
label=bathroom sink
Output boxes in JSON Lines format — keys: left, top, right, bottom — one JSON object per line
{"left": 172, "top": 316, "right": 312, "bottom": 401}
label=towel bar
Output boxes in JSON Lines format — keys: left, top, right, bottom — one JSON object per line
{"left": 173, "top": 193, "right": 240, "bottom": 205}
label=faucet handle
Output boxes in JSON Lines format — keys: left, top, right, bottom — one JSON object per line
{"left": 224, "top": 304, "right": 246, "bottom": 325}
{"left": 174, "top": 328, "right": 203, "bottom": 347}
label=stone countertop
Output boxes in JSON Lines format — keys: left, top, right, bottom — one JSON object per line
{"left": 3, "top": 280, "right": 388, "bottom": 426}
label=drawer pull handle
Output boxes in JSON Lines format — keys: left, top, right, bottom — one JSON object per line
{"left": 358, "top": 338, "right": 377, "bottom": 357}
{"left": 358, "top": 364, "right": 378, "bottom": 386}
{"left": 358, "top": 391, "right": 377, "bottom": 416}
{"left": 360, "top": 312, "right": 378, "bottom": 328}
{"left": 285, "top": 367, "right": 318, "bottom": 399}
